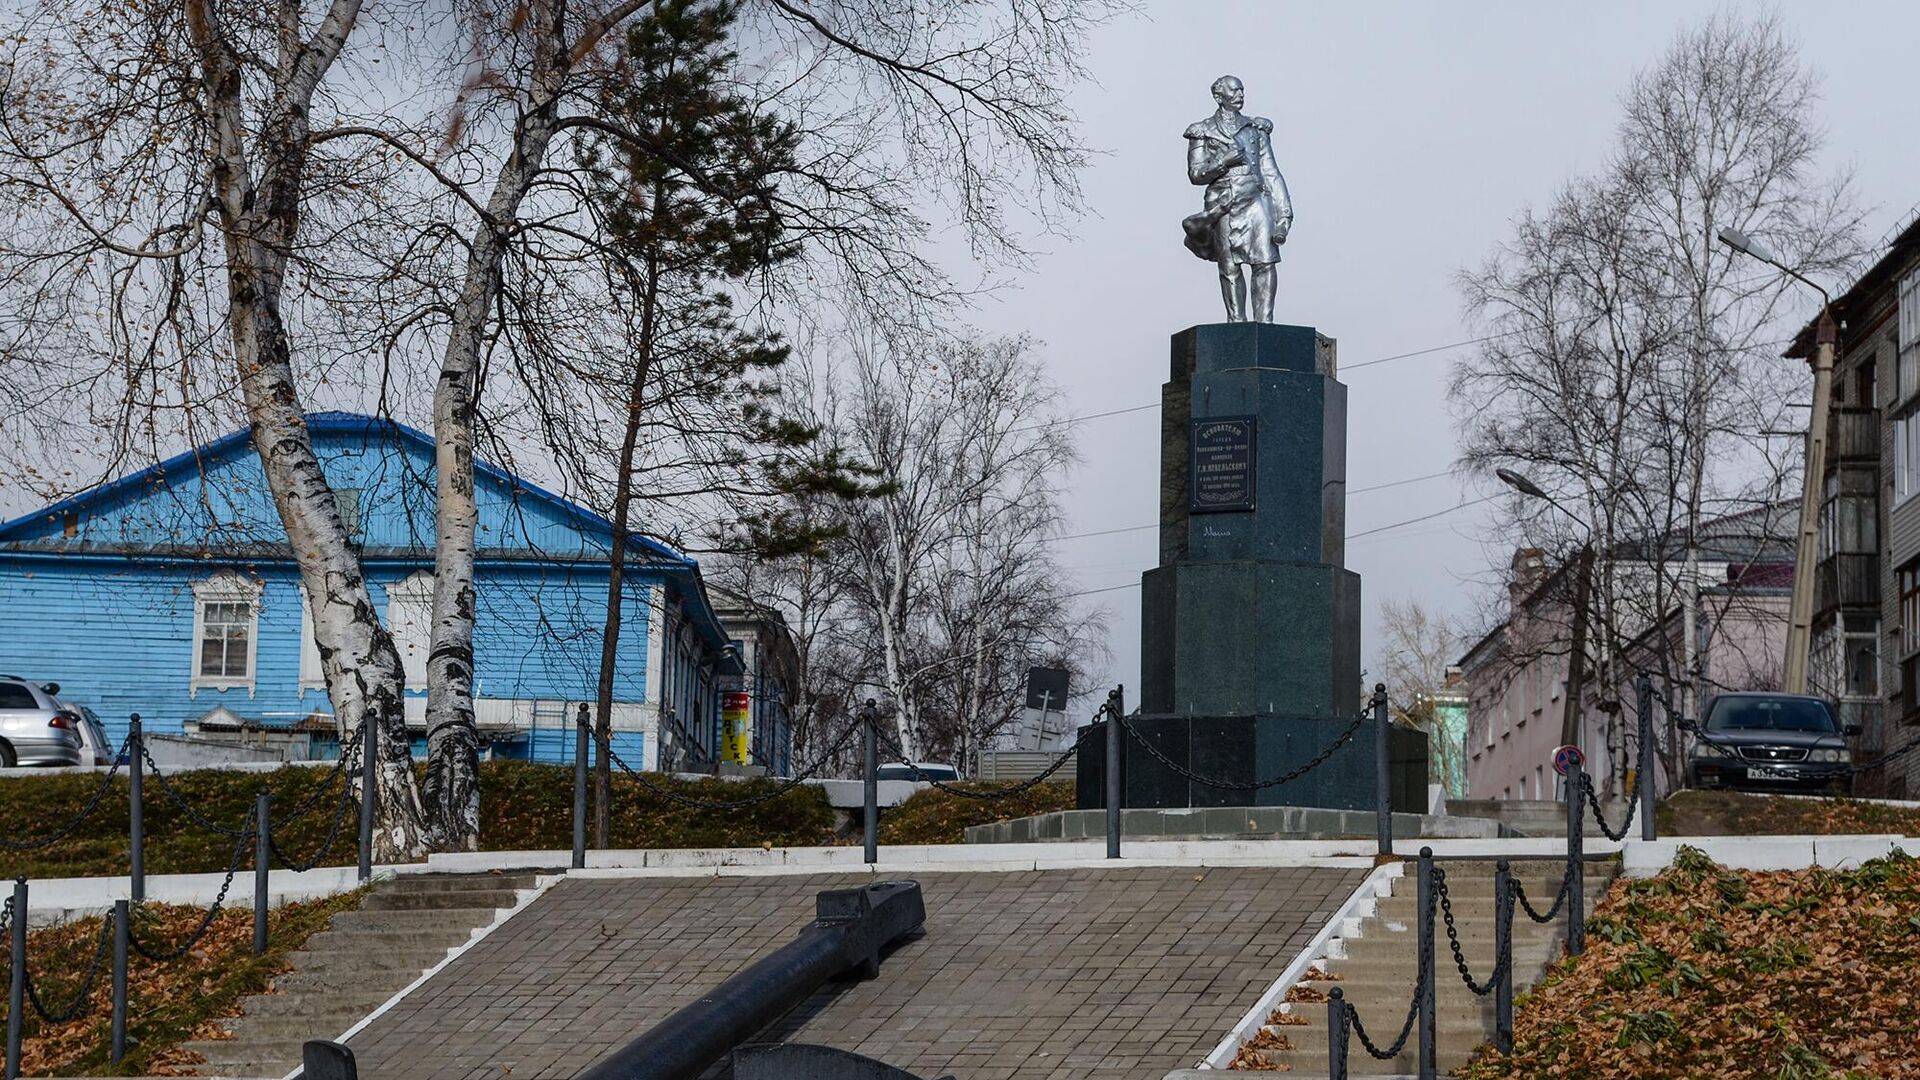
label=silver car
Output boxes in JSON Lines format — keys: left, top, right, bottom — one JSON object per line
{"left": 0, "top": 675, "right": 86, "bottom": 767}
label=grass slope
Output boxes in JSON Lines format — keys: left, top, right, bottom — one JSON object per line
{"left": 1660, "top": 790, "right": 1920, "bottom": 837}
{"left": 877, "top": 781, "right": 1075, "bottom": 844}
{"left": 0, "top": 890, "right": 366, "bottom": 1076}
{"left": 3, "top": 759, "right": 834, "bottom": 880}
{"left": 1463, "top": 846, "right": 1920, "bottom": 1080}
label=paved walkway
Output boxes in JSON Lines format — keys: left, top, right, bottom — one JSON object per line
{"left": 346, "top": 865, "right": 1364, "bottom": 1080}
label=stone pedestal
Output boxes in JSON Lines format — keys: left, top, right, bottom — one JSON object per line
{"left": 1141, "top": 323, "right": 1362, "bottom": 717}
{"left": 1077, "top": 322, "right": 1427, "bottom": 813}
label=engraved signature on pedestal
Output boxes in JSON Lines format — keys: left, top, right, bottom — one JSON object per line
{"left": 1200, "top": 525, "right": 1235, "bottom": 539}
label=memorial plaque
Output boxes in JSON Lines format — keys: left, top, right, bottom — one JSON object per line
{"left": 1189, "top": 416, "right": 1256, "bottom": 513}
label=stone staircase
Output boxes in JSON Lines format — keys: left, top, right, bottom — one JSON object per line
{"left": 1237, "top": 859, "right": 1616, "bottom": 1074}
{"left": 1443, "top": 797, "right": 1630, "bottom": 839}
{"left": 185, "top": 872, "right": 539, "bottom": 1078}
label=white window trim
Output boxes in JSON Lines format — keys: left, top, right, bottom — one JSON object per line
{"left": 190, "top": 573, "right": 263, "bottom": 696}
{"left": 298, "top": 586, "right": 326, "bottom": 692}
{"left": 386, "top": 571, "right": 435, "bottom": 692}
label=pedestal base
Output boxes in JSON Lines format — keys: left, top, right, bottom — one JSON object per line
{"left": 1140, "top": 560, "right": 1361, "bottom": 717}
{"left": 1074, "top": 715, "right": 1429, "bottom": 813}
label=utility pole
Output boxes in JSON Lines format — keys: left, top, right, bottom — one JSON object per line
{"left": 1783, "top": 310, "right": 1837, "bottom": 693}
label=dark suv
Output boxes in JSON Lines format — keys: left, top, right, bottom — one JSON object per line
{"left": 1688, "top": 692, "right": 1855, "bottom": 795}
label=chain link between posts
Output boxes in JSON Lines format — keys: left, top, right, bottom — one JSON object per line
{"left": 1582, "top": 772, "right": 1637, "bottom": 842}
{"left": 1343, "top": 884, "right": 1431, "bottom": 1060}
{"left": 129, "top": 807, "right": 256, "bottom": 963}
{"left": 0, "top": 738, "right": 130, "bottom": 850}
{"left": 139, "top": 739, "right": 253, "bottom": 839}
{"left": 268, "top": 732, "right": 362, "bottom": 871}
{"left": 870, "top": 702, "right": 1109, "bottom": 801}
{"left": 1434, "top": 867, "right": 1506, "bottom": 996}
{"left": 23, "top": 908, "right": 114, "bottom": 1024}
{"left": 1114, "top": 710, "right": 1367, "bottom": 792}
{"left": 602, "top": 713, "right": 868, "bottom": 811}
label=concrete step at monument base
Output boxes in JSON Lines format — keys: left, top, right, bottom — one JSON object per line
{"left": 220, "top": 1009, "right": 383, "bottom": 1045}
{"left": 274, "top": 946, "right": 458, "bottom": 982}
{"left": 1249, "top": 1021, "right": 1493, "bottom": 1074}
{"left": 230, "top": 989, "right": 393, "bottom": 1020}
{"left": 323, "top": 907, "right": 504, "bottom": 934}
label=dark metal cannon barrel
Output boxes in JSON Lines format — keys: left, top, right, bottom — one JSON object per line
{"left": 575, "top": 879, "right": 926, "bottom": 1080}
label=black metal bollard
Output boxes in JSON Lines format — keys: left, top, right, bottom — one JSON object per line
{"left": 128, "top": 713, "right": 144, "bottom": 903}
{"left": 1373, "top": 684, "right": 1392, "bottom": 858}
{"left": 357, "top": 719, "right": 376, "bottom": 883}
{"left": 111, "top": 898, "right": 129, "bottom": 1064}
{"left": 254, "top": 789, "right": 270, "bottom": 955}
{"left": 6, "top": 877, "right": 25, "bottom": 1080}
{"left": 573, "top": 703, "right": 590, "bottom": 871}
{"left": 1325, "top": 985, "right": 1347, "bottom": 1080}
{"left": 1417, "top": 847, "right": 1435, "bottom": 1080}
{"left": 1567, "top": 765, "right": 1586, "bottom": 956}
{"left": 1106, "top": 685, "right": 1124, "bottom": 860}
{"left": 1494, "top": 860, "right": 1514, "bottom": 1054}
{"left": 1637, "top": 674, "right": 1656, "bottom": 841}
{"left": 861, "top": 701, "right": 878, "bottom": 866}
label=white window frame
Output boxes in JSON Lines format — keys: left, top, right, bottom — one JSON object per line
{"left": 386, "top": 572, "right": 434, "bottom": 691}
{"left": 1896, "top": 408, "right": 1920, "bottom": 507}
{"left": 298, "top": 586, "right": 326, "bottom": 692}
{"left": 190, "top": 573, "right": 263, "bottom": 696}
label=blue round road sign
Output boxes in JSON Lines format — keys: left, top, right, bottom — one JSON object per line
{"left": 1552, "top": 744, "right": 1585, "bottom": 777}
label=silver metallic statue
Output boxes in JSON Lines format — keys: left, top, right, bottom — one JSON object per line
{"left": 1183, "top": 75, "right": 1293, "bottom": 323}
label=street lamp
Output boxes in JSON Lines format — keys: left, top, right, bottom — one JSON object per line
{"left": 1495, "top": 468, "right": 1594, "bottom": 755}
{"left": 1717, "top": 226, "right": 1836, "bottom": 696}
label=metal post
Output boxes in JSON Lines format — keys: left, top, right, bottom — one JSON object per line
{"left": 1567, "top": 764, "right": 1586, "bottom": 956}
{"left": 1105, "top": 685, "right": 1124, "bottom": 860}
{"left": 128, "top": 713, "right": 144, "bottom": 903}
{"left": 254, "top": 789, "right": 270, "bottom": 955}
{"left": 861, "top": 701, "right": 878, "bottom": 866}
{"left": 111, "top": 899, "right": 129, "bottom": 1065}
{"left": 357, "top": 719, "right": 375, "bottom": 883}
{"left": 1416, "top": 846, "right": 1435, "bottom": 1080}
{"left": 1494, "top": 860, "right": 1513, "bottom": 1055}
{"left": 1784, "top": 311, "right": 1837, "bottom": 692}
{"left": 1325, "top": 986, "right": 1347, "bottom": 1080}
{"left": 1637, "top": 674, "right": 1656, "bottom": 842}
{"left": 6, "top": 877, "right": 25, "bottom": 1080}
{"left": 573, "top": 703, "right": 589, "bottom": 870}
{"left": 1373, "top": 684, "right": 1392, "bottom": 858}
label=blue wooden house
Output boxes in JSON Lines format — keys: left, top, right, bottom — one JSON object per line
{"left": 0, "top": 412, "right": 781, "bottom": 769}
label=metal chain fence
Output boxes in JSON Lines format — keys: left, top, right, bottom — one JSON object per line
{"left": 138, "top": 739, "right": 253, "bottom": 839}
{"left": 603, "top": 714, "right": 868, "bottom": 812}
{"left": 1435, "top": 868, "right": 1506, "bottom": 996}
{"left": 870, "top": 704, "right": 1106, "bottom": 801}
{"left": 1343, "top": 884, "right": 1431, "bottom": 1060}
{"left": 129, "top": 810, "right": 255, "bottom": 963}
{"left": 0, "top": 739, "right": 129, "bottom": 851}
{"left": 1115, "top": 710, "right": 1366, "bottom": 792}
{"left": 268, "top": 735, "right": 362, "bottom": 872}
{"left": 23, "top": 910, "right": 114, "bottom": 1024}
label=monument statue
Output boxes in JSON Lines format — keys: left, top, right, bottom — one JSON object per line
{"left": 1182, "top": 75, "right": 1293, "bottom": 324}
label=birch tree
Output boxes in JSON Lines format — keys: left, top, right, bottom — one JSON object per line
{"left": 0, "top": 0, "right": 431, "bottom": 855}
{"left": 1452, "top": 10, "right": 1866, "bottom": 790}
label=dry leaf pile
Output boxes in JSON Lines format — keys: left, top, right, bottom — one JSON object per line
{"left": 1462, "top": 845, "right": 1920, "bottom": 1080}
{"left": 0, "top": 892, "right": 361, "bottom": 1076}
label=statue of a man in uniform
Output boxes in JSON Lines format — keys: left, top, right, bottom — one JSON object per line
{"left": 1182, "top": 75, "right": 1293, "bottom": 323}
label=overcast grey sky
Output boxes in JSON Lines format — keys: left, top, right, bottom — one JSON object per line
{"left": 987, "top": 0, "right": 1920, "bottom": 702}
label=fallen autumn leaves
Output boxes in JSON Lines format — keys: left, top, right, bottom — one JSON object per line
{"left": 1463, "top": 846, "right": 1920, "bottom": 1080}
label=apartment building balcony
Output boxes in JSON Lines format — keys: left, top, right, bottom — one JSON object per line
{"left": 1815, "top": 552, "right": 1879, "bottom": 615}
{"left": 1827, "top": 406, "right": 1880, "bottom": 465}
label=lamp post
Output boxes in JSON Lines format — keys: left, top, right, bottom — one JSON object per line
{"left": 1496, "top": 469, "right": 1595, "bottom": 758}
{"left": 1717, "top": 227, "right": 1835, "bottom": 696}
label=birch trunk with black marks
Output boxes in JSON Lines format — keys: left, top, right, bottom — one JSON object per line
{"left": 182, "top": 0, "right": 427, "bottom": 858}
{"left": 420, "top": 0, "right": 573, "bottom": 850}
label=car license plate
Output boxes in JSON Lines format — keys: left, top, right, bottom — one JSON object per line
{"left": 1749, "top": 767, "right": 1794, "bottom": 780}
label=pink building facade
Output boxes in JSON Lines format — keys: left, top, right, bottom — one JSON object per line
{"left": 1461, "top": 546, "right": 1792, "bottom": 803}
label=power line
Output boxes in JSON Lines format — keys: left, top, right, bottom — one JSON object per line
{"left": 1062, "top": 492, "right": 1495, "bottom": 599}
{"left": 1052, "top": 468, "right": 1461, "bottom": 543}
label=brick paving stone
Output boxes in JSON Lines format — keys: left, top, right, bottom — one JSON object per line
{"left": 347, "top": 865, "right": 1362, "bottom": 1080}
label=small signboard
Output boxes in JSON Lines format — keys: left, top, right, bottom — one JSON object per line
{"left": 721, "top": 691, "right": 752, "bottom": 764}
{"left": 1551, "top": 744, "right": 1585, "bottom": 777}
{"left": 1189, "top": 416, "right": 1257, "bottom": 514}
